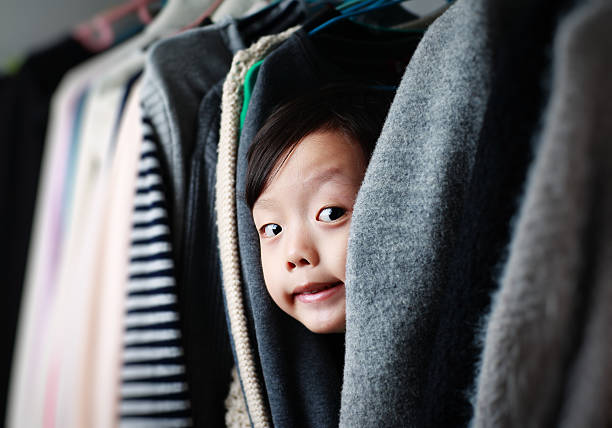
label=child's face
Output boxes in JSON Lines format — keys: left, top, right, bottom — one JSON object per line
{"left": 252, "top": 130, "right": 366, "bottom": 333}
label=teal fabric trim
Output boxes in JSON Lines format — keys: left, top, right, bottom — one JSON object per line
{"left": 240, "top": 59, "right": 264, "bottom": 131}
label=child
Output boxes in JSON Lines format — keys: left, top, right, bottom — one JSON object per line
{"left": 245, "top": 84, "right": 392, "bottom": 333}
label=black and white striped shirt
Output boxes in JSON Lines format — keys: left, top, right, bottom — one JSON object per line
{"left": 119, "top": 116, "right": 192, "bottom": 427}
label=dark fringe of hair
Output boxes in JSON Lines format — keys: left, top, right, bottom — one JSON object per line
{"left": 245, "top": 83, "right": 394, "bottom": 209}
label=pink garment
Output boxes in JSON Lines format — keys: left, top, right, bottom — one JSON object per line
{"left": 50, "top": 62, "right": 135, "bottom": 428}
{"left": 8, "top": 38, "right": 142, "bottom": 428}
{"left": 83, "top": 79, "right": 143, "bottom": 428}
{"left": 9, "top": 79, "right": 89, "bottom": 428}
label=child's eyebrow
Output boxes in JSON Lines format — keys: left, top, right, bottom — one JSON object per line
{"left": 254, "top": 167, "right": 357, "bottom": 211}
{"left": 305, "top": 167, "right": 364, "bottom": 190}
{"left": 252, "top": 197, "right": 279, "bottom": 211}
{"left": 302, "top": 167, "right": 345, "bottom": 187}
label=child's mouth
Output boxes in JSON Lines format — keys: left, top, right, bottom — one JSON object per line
{"left": 293, "top": 281, "right": 344, "bottom": 303}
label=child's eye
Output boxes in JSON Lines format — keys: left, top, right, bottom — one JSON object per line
{"left": 261, "top": 223, "right": 282, "bottom": 237}
{"left": 317, "top": 207, "right": 346, "bottom": 223}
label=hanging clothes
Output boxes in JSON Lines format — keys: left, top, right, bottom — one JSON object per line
{"left": 139, "top": 2, "right": 306, "bottom": 425}
{"left": 408, "top": 0, "right": 573, "bottom": 425}
{"left": 216, "top": 0, "right": 603, "bottom": 426}
{"left": 474, "top": 1, "right": 612, "bottom": 426}
{"left": 341, "top": 0, "right": 496, "bottom": 424}
{"left": 120, "top": 115, "right": 193, "bottom": 427}
{"left": 6, "top": 31, "right": 147, "bottom": 428}
{"left": 180, "top": 80, "right": 232, "bottom": 427}
{"left": 88, "top": 78, "right": 145, "bottom": 428}
{"left": 7, "top": 1, "right": 305, "bottom": 427}
{"left": 6, "top": 1, "right": 612, "bottom": 427}
{"left": 0, "top": 36, "right": 93, "bottom": 426}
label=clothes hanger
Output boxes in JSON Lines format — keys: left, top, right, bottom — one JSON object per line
{"left": 336, "top": 0, "right": 369, "bottom": 11}
{"left": 338, "top": 0, "right": 382, "bottom": 14}
{"left": 308, "top": 0, "right": 409, "bottom": 35}
{"left": 73, "top": 0, "right": 162, "bottom": 52}
{"left": 74, "top": 0, "right": 223, "bottom": 53}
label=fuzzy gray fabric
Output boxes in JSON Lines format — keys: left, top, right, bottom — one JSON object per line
{"left": 556, "top": 5, "right": 612, "bottom": 427}
{"left": 340, "top": 0, "right": 494, "bottom": 425}
{"left": 473, "top": 1, "right": 612, "bottom": 427}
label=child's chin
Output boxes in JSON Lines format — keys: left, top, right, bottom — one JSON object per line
{"left": 304, "top": 318, "right": 346, "bottom": 334}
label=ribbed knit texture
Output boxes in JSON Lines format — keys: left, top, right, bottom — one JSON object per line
{"left": 119, "top": 116, "right": 192, "bottom": 427}
{"left": 473, "top": 1, "right": 612, "bottom": 427}
{"left": 225, "top": 366, "right": 250, "bottom": 428}
{"left": 215, "top": 26, "right": 298, "bottom": 428}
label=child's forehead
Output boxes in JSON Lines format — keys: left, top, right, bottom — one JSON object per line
{"left": 288, "top": 129, "right": 365, "bottom": 164}
{"left": 258, "top": 131, "right": 366, "bottom": 198}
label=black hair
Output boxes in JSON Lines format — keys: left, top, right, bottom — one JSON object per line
{"left": 245, "top": 83, "right": 393, "bottom": 209}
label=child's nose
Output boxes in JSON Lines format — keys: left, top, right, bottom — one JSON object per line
{"left": 286, "top": 257, "right": 310, "bottom": 271}
{"left": 285, "top": 233, "right": 319, "bottom": 271}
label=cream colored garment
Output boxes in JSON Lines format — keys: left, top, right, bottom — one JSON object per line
{"left": 49, "top": 57, "right": 142, "bottom": 428}
{"left": 215, "top": 26, "right": 298, "bottom": 428}
{"left": 84, "top": 79, "right": 143, "bottom": 428}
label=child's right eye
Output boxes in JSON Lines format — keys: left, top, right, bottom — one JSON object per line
{"left": 261, "top": 223, "right": 282, "bottom": 237}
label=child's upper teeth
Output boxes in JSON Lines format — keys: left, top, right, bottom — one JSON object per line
{"left": 302, "top": 283, "right": 337, "bottom": 294}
